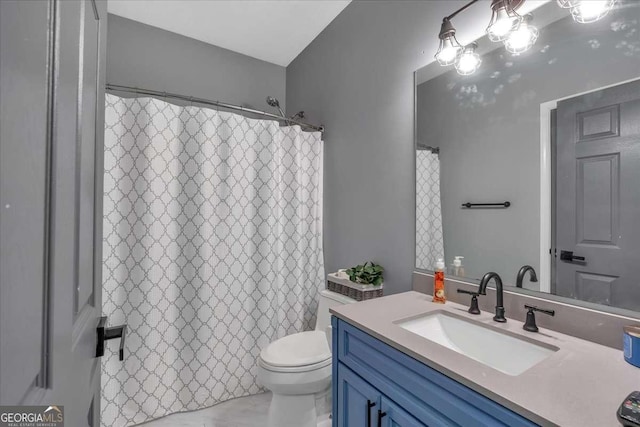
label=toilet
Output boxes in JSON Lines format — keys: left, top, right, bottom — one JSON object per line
{"left": 257, "top": 289, "right": 356, "bottom": 427}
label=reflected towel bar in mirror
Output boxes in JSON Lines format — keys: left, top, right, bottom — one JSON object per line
{"left": 461, "top": 202, "right": 511, "bottom": 208}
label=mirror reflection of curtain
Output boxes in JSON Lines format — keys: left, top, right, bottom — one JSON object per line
{"left": 416, "top": 149, "right": 444, "bottom": 271}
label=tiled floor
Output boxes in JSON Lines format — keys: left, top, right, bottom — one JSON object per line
{"left": 136, "top": 392, "right": 332, "bottom": 427}
{"left": 135, "top": 393, "right": 271, "bottom": 427}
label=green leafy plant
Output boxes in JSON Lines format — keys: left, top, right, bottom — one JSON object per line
{"left": 346, "top": 262, "right": 384, "bottom": 286}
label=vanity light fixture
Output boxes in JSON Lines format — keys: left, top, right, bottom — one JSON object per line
{"left": 504, "top": 13, "right": 538, "bottom": 55}
{"left": 569, "top": 0, "right": 616, "bottom": 23}
{"left": 435, "top": 18, "right": 464, "bottom": 66}
{"left": 486, "top": 0, "right": 522, "bottom": 42}
{"left": 432, "top": 0, "right": 529, "bottom": 76}
{"left": 433, "top": 0, "right": 616, "bottom": 75}
{"left": 455, "top": 43, "right": 482, "bottom": 75}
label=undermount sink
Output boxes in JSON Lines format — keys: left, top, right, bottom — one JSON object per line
{"left": 396, "top": 311, "right": 558, "bottom": 376}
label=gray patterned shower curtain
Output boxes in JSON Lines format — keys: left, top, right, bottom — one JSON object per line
{"left": 100, "top": 94, "right": 325, "bottom": 426}
{"left": 415, "top": 150, "right": 444, "bottom": 271}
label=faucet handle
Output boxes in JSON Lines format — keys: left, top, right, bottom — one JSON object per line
{"left": 457, "top": 289, "right": 481, "bottom": 315}
{"left": 523, "top": 304, "right": 555, "bottom": 332}
{"left": 524, "top": 304, "right": 555, "bottom": 316}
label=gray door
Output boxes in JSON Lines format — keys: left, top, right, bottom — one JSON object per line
{"left": 555, "top": 79, "right": 640, "bottom": 311}
{"left": 0, "top": 1, "right": 108, "bottom": 425}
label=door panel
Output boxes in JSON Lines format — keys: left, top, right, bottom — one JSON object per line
{"left": 575, "top": 271, "right": 617, "bottom": 305}
{"left": 555, "top": 79, "right": 640, "bottom": 311}
{"left": 576, "top": 104, "right": 619, "bottom": 141}
{"left": 0, "top": 0, "right": 51, "bottom": 404}
{"left": 337, "top": 364, "right": 380, "bottom": 427}
{"left": 68, "top": 1, "right": 106, "bottom": 425}
{"left": 576, "top": 153, "right": 619, "bottom": 245}
{"left": 75, "top": 0, "right": 99, "bottom": 316}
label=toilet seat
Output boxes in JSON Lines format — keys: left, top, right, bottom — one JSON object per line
{"left": 259, "top": 356, "right": 331, "bottom": 373}
{"left": 259, "top": 330, "right": 331, "bottom": 371}
{"left": 257, "top": 355, "right": 332, "bottom": 395}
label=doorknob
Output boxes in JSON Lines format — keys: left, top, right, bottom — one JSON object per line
{"left": 560, "top": 250, "right": 586, "bottom": 262}
{"left": 96, "top": 316, "right": 127, "bottom": 361}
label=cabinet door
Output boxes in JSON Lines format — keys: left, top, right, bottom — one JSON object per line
{"left": 337, "top": 363, "right": 380, "bottom": 427}
{"left": 380, "top": 396, "right": 427, "bottom": 427}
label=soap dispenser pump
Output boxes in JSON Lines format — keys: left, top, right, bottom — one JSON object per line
{"left": 452, "top": 256, "right": 464, "bottom": 277}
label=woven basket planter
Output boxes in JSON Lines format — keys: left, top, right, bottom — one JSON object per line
{"left": 327, "top": 272, "right": 384, "bottom": 302}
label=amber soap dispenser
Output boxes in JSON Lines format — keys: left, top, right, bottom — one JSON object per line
{"left": 433, "top": 258, "right": 446, "bottom": 303}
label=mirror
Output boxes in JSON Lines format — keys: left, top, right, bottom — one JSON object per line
{"left": 415, "top": 0, "right": 640, "bottom": 314}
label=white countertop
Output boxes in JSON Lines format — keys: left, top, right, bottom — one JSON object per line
{"left": 330, "top": 291, "right": 640, "bottom": 427}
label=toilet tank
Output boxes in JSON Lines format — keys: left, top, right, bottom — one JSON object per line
{"left": 315, "top": 290, "right": 356, "bottom": 348}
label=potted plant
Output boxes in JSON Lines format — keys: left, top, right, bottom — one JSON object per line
{"left": 346, "top": 262, "right": 384, "bottom": 286}
{"left": 327, "top": 262, "right": 384, "bottom": 301}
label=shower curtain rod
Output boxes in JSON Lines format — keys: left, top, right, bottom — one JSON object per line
{"left": 417, "top": 144, "right": 440, "bottom": 154}
{"left": 105, "top": 83, "right": 325, "bottom": 133}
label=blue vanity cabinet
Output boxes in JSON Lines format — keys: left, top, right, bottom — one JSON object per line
{"left": 337, "top": 363, "right": 426, "bottom": 427}
{"left": 331, "top": 316, "right": 539, "bottom": 427}
{"left": 336, "top": 364, "right": 383, "bottom": 427}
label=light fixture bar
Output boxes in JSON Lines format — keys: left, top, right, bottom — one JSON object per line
{"left": 433, "top": 0, "right": 526, "bottom": 75}
{"left": 445, "top": 0, "right": 480, "bottom": 21}
{"left": 432, "top": 0, "right": 614, "bottom": 75}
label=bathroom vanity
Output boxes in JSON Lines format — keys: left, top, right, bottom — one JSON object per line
{"left": 331, "top": 292, "right": 640, "bottom": 426}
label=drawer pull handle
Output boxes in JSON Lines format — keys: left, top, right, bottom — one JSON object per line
{"left": 377, "top": 409, "right": 387, "bottom": 427}
{"left": 367, "top": 400, "right": 376, "bottom": 427}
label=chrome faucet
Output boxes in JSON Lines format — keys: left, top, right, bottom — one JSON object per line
{"left": 516, "top": 265, "right": 538, "bottom": 288}
{"left": 478, "top": 272, "right": 507, "bottom": 323}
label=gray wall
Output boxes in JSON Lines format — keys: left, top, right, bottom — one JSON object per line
{"left": 286, "top": 1, "right": 640, "bottom": 294}
{"left": 107, "top": 14, "right": 286, "bottom": 111}
{"left": 286, "top": 1, "right": 488, "bottom": 294}
{"left": 417, "top": 9, "right": 640, "bottom": 286}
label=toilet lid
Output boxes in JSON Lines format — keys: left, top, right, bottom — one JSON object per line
{"left": 260, "top": 331, "right": 331, "bottom": 367}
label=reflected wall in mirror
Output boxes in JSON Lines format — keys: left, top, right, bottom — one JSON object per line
{"left": 415, "top": 0, "right": 640, "bottom": 314}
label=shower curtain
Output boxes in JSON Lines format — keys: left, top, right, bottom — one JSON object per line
{"left": 415, "top": 150, "right": 444, "bottom": 271}
{"left": 101, "top": 94, "right": 325, "bottom": 426}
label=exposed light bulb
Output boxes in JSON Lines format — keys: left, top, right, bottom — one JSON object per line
{"left": 505, "top": 14, "right": 538, "bottom": 55}
{"left": 455, "top": 43, "right": 481, "bottom": 76}
{"left": 570, "top": 0, "right": 616, "bottom": 23}
{"left": 436, "top": 38, "right": 462, "bottom": 65}
{"left": 487, "top": 1, "right": 521, "bottom": 42}
{"left": 435, "top": 19, "right": 463, "bottom": 66}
